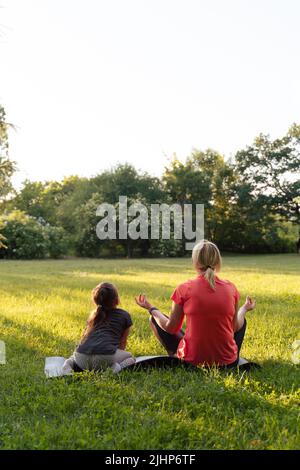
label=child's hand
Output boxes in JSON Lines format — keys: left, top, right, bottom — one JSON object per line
{"left": 243, "top": 295, "right": 256, "bottom": 311}
{"left": 135, "top": 294, "right": 153, "bottom": 311}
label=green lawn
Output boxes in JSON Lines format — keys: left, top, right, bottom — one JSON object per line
{"left": 0, "top": 254, "right": 299, "bottom": 450}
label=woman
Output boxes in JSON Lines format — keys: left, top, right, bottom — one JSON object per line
{"left": 135, "top": 240, "right": 256, "bottom": 367}
{"left": 63, "top": 282, "right": 135, "bottom": 374}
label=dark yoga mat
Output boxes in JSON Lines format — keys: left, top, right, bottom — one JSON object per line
{"left": 122, "top": 355, "right": 197, "bottom": 371}
{"left": 121, "top": 355, "right": 261, "bottom": 372}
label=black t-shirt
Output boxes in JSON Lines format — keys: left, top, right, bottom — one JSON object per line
{"left": 76, "top": 308, "right": 133, "bottom": 355}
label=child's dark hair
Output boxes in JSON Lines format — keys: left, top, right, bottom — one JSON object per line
{"left": 81, "top": 282, "right": 119, "bottom": 340}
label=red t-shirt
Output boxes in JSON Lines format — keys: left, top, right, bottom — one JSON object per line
{"left": 171, "top": 275, "right": 240, "bottom": 366}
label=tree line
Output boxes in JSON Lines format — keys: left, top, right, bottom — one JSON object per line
{"left": 0, "top": 104, "right": 299, "bottom": 259}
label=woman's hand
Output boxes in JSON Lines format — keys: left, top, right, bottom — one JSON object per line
{"left": 234, "top": 295, "right": 256, "bottom": 332}
{"left": 243, "top": 295, "right": 256, "bottom": 311}
{"left": 135, "top": 294, "right": 153, "bottom": 311}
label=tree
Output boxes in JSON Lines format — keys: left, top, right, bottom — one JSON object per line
{"left": 13, "top": 176, "right": 95, "bottom": 230}
{"left": 235, "top": 124, "right": 300, "bottom": 226}
{"left": 163, "top": 150, "right": 236, "bottom": 248}
{"left": 0, "top": 104, "right": 16, "bottom": 247}
{"left": 91, "top": 164, "right": 164, "bottom": 257}
{"left": 0, "top": 105, "right": 16, "bottom": 200}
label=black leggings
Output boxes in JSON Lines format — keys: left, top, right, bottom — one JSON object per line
{"left": 150, "top": 315, "right": 247, "bottom": 367}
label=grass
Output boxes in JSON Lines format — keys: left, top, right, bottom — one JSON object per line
{"left": 0, "top": 254, "right": 299, "bottom": 450}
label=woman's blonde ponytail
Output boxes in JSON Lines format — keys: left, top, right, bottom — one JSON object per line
{"left": 204, "top": 266, "right": 216, "bottom": 290}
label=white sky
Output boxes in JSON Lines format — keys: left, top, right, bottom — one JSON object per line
{"left": 1, "top": 0, "right": 300, "bottom": 187}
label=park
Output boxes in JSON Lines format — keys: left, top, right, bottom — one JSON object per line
{"left": 0, "top": 255, "right": 299, "bottom": 449}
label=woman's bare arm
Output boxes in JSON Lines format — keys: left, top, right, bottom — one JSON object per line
{"left": 135, "top": 295, "right": 184, "bottom": 334}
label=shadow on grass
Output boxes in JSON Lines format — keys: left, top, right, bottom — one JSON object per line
{"left": 250, "top": 359, "right": 300, "bottom": 394}
{"left": 1, "top": 254, "right": 299, "bottom": 273}
{"left": 0, "top": 315, "right": 77, "bottom": 360}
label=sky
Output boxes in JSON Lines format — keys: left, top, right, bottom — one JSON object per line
{"left": 1, "top": 0, "right": 300, "bottom": 187}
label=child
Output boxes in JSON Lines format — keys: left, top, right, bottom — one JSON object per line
{"left": 63, "top": 282, "right": 135, "bottom": 374}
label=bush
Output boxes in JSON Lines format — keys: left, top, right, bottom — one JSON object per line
{"left": 149, "top": 238, "right": 184, "bottom": 257}
{"left": 43, "top": 224, "right": 69, "bottom": 258}
{"left": 0, "top": 211, "right": 68, "bottom": 259}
